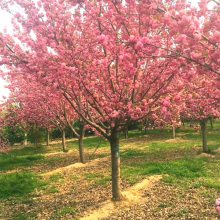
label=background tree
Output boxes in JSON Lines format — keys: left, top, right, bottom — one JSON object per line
{"left": 181, "top": 73, "right": 220, "bottom": 153}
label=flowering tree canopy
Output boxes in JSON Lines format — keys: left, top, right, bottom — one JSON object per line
{"left": 0, "top": 0, "right": 220, "bottom": 200}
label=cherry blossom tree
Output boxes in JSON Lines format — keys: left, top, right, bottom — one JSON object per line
{"left": 7, "top": 70, "right": 88, "bottom": 158}
{"left": 147, "top": 0, "right": 220, "bottom": 76}
{"left": 181, "top": 73, "right": 220, "bottom": 153}
{"left": 150, "top": 76, "right": 186, "bottom": 139}
{"left": 0, "top": 0, "right": 219, "bottom": 200}
{"left": 3, "top": 102, "right": 31, "bottom": 146}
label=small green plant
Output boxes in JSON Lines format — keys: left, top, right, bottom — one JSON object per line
{"left": 14, "top": 212, "right": 37, "bottom": 220}
{"left": 177, "top": 208, "right": 189, "bottom": 217}
{"left": 14, "top": 213, "right": 27, "bottom": 220}
{"left": 47, "top": 185, "right": 59, "bottom": 194}
{"left": 158, "top": 202, "right": 172, "bottom": 208}
{"left": 49, "top": 174, "right": 64, "bottom": 182}
{"left": 85, "top": 173, "right": 102, "bottom": 180}
{"left": 96, "top": 176, "right": 111, "bottom": 186}
{"left": 202, "top": 178, "right": 220, "bottom": 190}
{"left": 53, "top": 206, "right": 78, "bottom": 218}
{"left": 84, "top": 173, "right": 110, "bottom": 186}
{"left": 121, "top": 149, "right": 146, "bottom": 158}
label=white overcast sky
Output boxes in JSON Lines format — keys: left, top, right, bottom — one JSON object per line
{"left": 0, "top": 0, "right": 211, "bottom": 103}
{"left": 0, "top": 9, "right": 12, "bottom": 103}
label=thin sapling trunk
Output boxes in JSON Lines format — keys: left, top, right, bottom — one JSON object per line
{"left": 209, "top": 117, "right": 213, "bottom": 129}
{"left": 200, "top": 119, "right": 208, "bottom": 153}
{"left": 79, "top": 122, "right": 86, "bottom": 163}
{"left": 110, "top": 129, "right": 121, "bottom": 201}
{"left": 46, "top": 129, "right": 50, "bottom": 146}
{"left": 62, "top": 129, "right": 67, "bottom": 152}
{"left": 172, "top": 124, "right": 176, "bottom": 139}
{"left": 24, "top": 132, "right": 28, "bottom": 146}
{"left": 124, "top": 125, "right": 128, "bottom": 139}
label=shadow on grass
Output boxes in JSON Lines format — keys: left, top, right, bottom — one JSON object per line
{"left": 68, "top": 136, "right": 109, "bottom": 150}
{"left": 123, "top": 129, "right": 173, "bottom": 141}
{"left": 0, "top": 154, "right": 44, "bottom": 172}
{"left": 0, "top": 172, "right": 46, "bottom": 199}
{"left": 9, "top": 145, "right": 48, "bottom": 157}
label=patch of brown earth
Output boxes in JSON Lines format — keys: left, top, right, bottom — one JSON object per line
{"left": 41, "top": 157, "right": 110, "bottom": 177}
{"left": 197, "top": 153, "right": 215, "bottom": 158}
{"left": 104, "top": 182, "right": 219, "bottom": 220}
{"left": 80, "top": 175, "right": 162, "bottom": 220}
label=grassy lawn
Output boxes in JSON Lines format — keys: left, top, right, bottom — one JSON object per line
{"left": 0, "top": 121, "right": 219, "bottom": 219}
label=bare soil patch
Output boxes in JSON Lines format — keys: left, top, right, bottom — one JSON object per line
{"left": 197, "top": 153, "right": 215, "bottom": 158}
{"left": 41, "top": 156, "right": 110, "bottom": 177}
{"left": 104, "top": 182, "right": 219, "bottom": 220}
{"left": 80, "top": 175, "right": 162, "bottom": 220}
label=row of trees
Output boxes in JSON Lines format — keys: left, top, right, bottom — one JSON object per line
{"left": 0, "top": 124, "right": 82, "bottom": 146}
{"left": 0, "top": 0, "right": 220, "bottom": 200}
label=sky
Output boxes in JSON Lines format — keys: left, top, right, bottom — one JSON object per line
{"left": 0, "top": 9, "right": 12, "bottom": 103}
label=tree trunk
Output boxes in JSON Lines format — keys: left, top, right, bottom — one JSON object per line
{"left": 110, "top": 129, "right": 121, "bottom": 201}
{"left": 200, "top": 119, "right": 208, "bottom": 153}
{"left": 35, "top": 137, "right": 38, "bottom": 147}
{"left": 209, "top": 117, "right": 213, "bottom": 130}
{"left": 124, "top": 125, "right": 128, "bottom": 139}
{"left": 24, "top": 132, "right": 28, "bottom": 146}
{"left": 46, "top": 129, "right": 50, "bottom": 146}
{"left": 172, "top": 125, "right": 176, "bottom": 139}
{"left": 62, "top": 130, "right": 67, "bottom": 152}
{"left": 79, "top": 122, "right": 85, "bottom": 163}
{"left": 138, "top": 125, "right": 142, "bottom": 131}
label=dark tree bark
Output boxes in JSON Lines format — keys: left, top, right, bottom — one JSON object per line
{"left": 62, "top": 129, "right": 67, "bottom": 152}
{"left": 34, "top": 137, "right": 38, "bottom": 147}
{"left": 182, "top": 121, "right": 185, "bottom": 127}
{"left": 124, "top": 125, "right": 128, "bottom": 139}
{"left": 144, "top": 126, "right": 147, "bottom": 134}
{"left": 172, "top": 125, "right": 176, "bottom": 139}
{"left": 79, "top": 121, "right": 86, "bottom": 163}
{"left": 64, "top": 115, "right": 86, "bottom": 163}
{"left": 209, "top": 117, "right": 213, "bottom": 129}
{"left": 110, "top": 129, "right": 121, "bottom": 201}
{"left": 200, "top": 119, "right": 208, "bottom": 153}
{"left": 34, "top": 127, "right": 38, "bottom": 147}
{"left": 23, "top": 132, "right": 28, "bottom": 146}
{"left": 46, "top": 129, "right": 50, "bottom": 146}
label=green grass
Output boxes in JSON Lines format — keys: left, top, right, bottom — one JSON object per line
{"left": 0, "top": 154, "right": 45, "bottom": 171}
{"left": 0, "top": 151, "right": 79, "bottom": 173}
{"left": 122, "top": 158, "right": 208, "bottom": 183}
{"left": 120, "top": 121, "right": 220, "bottom": 189}
{"left": 46, "top": 185, "right": 59, "bottom": 194}
{"left": 14, "top": 212, "right": 37, "bottom": 220}
{"left": 52, "top": 206, "right": 78, "bottom": 218}
{"left": 14, "top": 213, "right": 28, "bottom": 220}
{"left": 85, "top": 173, "right": 111, "bottom": 186}
{"left": 0, "top": 172, "right": 46, "bottom": 199}
{"left": 9, "top": 145, "right": 48, "bottom": 156}
{"left": 49, "top": 173, "right": 64, "bottom": 182}
{"left": 4, "top": 135, "right": 109, "bottom": 159}
{"left": 121, "top": 149, "right": 145, "bottom": 158}
{"left": 0, "top": 120, "right": 219, "bottom": 219}
{"left": 83, "top": 136, "right": 108, "bottom": 148}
